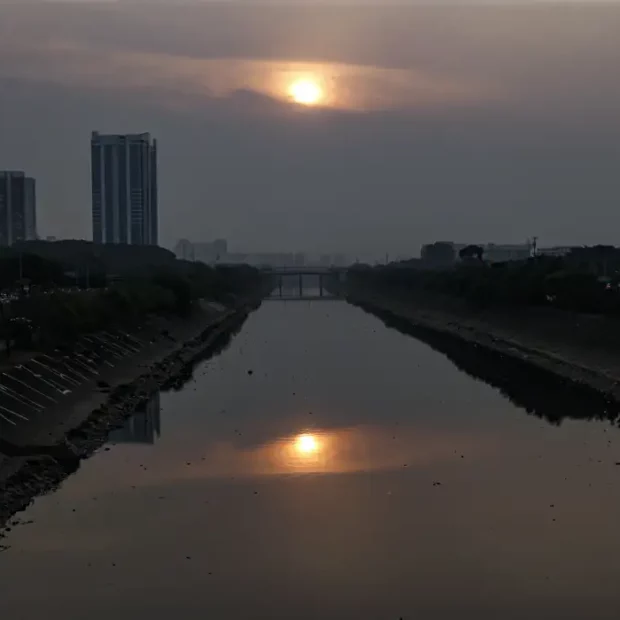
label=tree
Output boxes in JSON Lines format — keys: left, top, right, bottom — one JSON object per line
{"left": 422, "top": 242, "right": 456, "bottom": 268}
{"left": 459, "top": 245, "right": 484, "bottom": 262}
{"left": 567, "top": 245, "right": 620, "bottom": 278}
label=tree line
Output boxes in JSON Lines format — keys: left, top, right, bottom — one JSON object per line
{"left": 348, "top": 245, "right": 620, "bottom": 315}
{"left": 0, "top": 241, "right": 265, "bottom": 353}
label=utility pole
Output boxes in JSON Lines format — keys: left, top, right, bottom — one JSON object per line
{"left": 17, "top": 250, "right": 25, "bottom": 297}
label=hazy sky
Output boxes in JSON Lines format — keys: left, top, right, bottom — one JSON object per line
{"left": 0, "top": 2, "right": 619, "bottom": 256}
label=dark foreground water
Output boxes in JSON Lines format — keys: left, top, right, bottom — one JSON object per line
{"left": 2, "top": 300, "right": 620, "bottom": 619}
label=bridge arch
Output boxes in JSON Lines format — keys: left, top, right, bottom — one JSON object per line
{"left": 261, "top": 267, "right": 347, "bottom": 300}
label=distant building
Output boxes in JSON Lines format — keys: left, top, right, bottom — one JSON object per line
{"left": 451, "top": 243, "right": 469, "bottom": 257}
{"left": 212, "top": 239, "right": 228, "bottom": 259}
{"left": 242, "top": 252, "right": 294, "bottom": 267}
{"left": 482, "top": 243, "right": 532, "bottom": 263}
{"left": 91, "top": 131, "right": 158, "bottom": 246}
{"left": 422, "top": 241, "right": 532, "bottom": 264}
{"left": 219, "top": 252, "right": 248, "bottom": 265}
{"left": 24, "top": 177, "right": 37, "bottom": 241}
{"left": 421, "top": 242, "right": 457, "bottom": 266}
{"left": 0, "top": 171, "right": 38, "bottom": 246}
{"left": 174, "top": 238, "right": 228, "bottom": 263}
{"left": 174, "top": 238, "right": 195, "bottom": 261}
{"left": 193, "top": 240, "right": 226, "bottom": 264}
{"left": 537, "top": 246, "right": 574, "bottom": 257}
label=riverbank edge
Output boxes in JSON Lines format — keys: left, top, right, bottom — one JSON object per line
{"left": 346, "top": 290, "right": 620, "bottom": 402}
{"left": 0, "top": 298, "right": 260, "bottom": 530}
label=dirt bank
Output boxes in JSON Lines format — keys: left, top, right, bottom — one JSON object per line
{"left": 347, "top": 288, "right": 620, "bottom": 403}
{"left": 0, "top": 298, "right": 259, "bottom": 530}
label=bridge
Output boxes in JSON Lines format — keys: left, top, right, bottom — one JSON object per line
{"left": 262, "top": 266, "right": 348, "bottom": 276}
{"left": 261, "top": 266, "right": 348, "bottom": 300}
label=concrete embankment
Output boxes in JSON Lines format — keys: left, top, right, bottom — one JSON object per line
{"left": 347, "top": 289, "right": 620, "bottom": 404}
{"left": 0, "top": 298, "right": 259, "bottom": 529}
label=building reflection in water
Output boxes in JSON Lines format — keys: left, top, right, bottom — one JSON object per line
{"left": 109, "top": 393, "right": 161, "bottom": 445}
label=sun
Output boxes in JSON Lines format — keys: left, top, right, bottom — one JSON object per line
{"left": 289, "top": 79, "right": 323, "bottom": 106}
{"left": 295, "top": 433, "right": 319, "bottom": 454}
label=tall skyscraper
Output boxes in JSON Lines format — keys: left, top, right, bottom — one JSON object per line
{"left": 24, "top": 177, "right": 37, "bottom": 242}
{"left": 91, "top": 131, "right": 158, "bottom": 246}
{"left": 0, "top": 171, "right": 37, "bottom": 246}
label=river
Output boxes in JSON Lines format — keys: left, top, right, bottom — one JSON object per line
{"left": 1, "top": 299, "right": 620, "bottom": 619}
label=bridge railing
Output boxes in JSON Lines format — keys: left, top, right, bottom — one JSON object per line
{"left": 260, "top": 266, "right": 348, "bottom": 275}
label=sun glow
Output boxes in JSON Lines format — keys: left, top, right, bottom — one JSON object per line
{"left": 289, "top": 79, "right": 323, "bottom": 106}
{"left": 295, "top": 433, "right": 319, "bottom": 454}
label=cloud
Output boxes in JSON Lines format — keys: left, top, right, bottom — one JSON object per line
{"left": 2, "top": 3, "right": 619, "bottom": 118}
{"left": 0, "top": 38, "right": 496, "bottom": 113}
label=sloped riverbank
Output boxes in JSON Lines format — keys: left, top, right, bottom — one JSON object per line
{"left": 347, "top": 290, "right": 620, "bottom": 406}
{"left": 0, "top": 299, "right": 259, "bottom": 530}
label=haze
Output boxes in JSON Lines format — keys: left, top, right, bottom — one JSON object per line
{"left": 0, "top": 2, "right": 619, "bottom": 257}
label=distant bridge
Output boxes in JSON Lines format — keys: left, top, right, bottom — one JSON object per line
{"left": 261, "top": 266, "right": 347, "bottom": 300}
{"left": 260, "top": 266, "right": 348, "bottom": 276}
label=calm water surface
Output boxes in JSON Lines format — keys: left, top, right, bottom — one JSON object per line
{"left": 1, "top": 301, "right": 620, "bottom": 619}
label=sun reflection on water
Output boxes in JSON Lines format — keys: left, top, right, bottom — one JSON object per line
{"left": 166, "top": 426, "right": 491, "bottom": 481}
{"left": 263, "top": 426, "right": 491, "bottom": 476}
{"left": 269, "top": 431, "right": 333, "bottom": 472}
